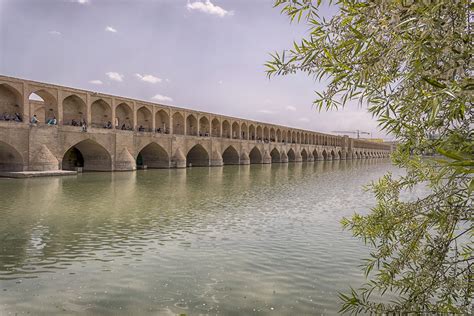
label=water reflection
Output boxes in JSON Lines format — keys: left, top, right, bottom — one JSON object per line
{"left": 0, "top": 159, "right": 395, "bottom": 315}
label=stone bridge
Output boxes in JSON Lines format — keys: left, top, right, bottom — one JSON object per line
{"left": 0, "top": 75, "right": 391, "bottom": 172}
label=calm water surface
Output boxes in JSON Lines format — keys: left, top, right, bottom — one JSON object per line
{"left": 0, "top": 160, "right": 399, "bottom": 315}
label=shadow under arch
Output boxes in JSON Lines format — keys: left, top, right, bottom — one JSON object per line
{"left": 270, "top": 148, "right": 280, "bottom": 163}
{"left": 249, "top": 147, "right": 262, "bottom": 164}
{"left": 301, "top": 148, "right": 308, "bottom": 162}
{"left": 186, "top": 144, "right": 209, "bottom": 167}
{"left": 222, "top": 145, "right": 240, "bottom": 165}
{"left": 136, "top": 142, "right": 169, "bottom": 168}
{"left": 287, "top": 148, "right": 296, "bottom": 162}
{"left": 62, "top": 139, "right": 112, "bottom": 171}
{"left": 322, "top": 149, "right": 328, "bottom": 160}
{"left": 0, "top": 141, "right": 23, "bottom": 171}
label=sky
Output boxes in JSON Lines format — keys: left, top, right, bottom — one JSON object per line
{"left": 0, "top": 0, "right": 387, "bottom": 139}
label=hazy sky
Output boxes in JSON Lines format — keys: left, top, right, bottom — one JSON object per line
{"left": 0, "top": 0, "right": 386, "bottom": 138}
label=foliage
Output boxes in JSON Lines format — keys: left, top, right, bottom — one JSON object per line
{"left": 266, "top": 0, "right": 473, "bottom": 313}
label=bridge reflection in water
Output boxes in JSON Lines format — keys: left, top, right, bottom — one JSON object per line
{"left": 0, "top": 159, "right": 397, "bottom": 314}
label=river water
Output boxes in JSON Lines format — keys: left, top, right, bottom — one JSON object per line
{"left": 0, "top": 160, "right": 398, "bottom": 315}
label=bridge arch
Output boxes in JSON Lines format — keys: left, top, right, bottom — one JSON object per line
{"left": 172, "top": 112, "right": 184, "bottom": 135}
{"left": 322, "top": 149, "right": 328, "bottom": 160}
{"left": 276, "top": 129, "right": 281, "bottom": 142}
{"left": 136, "top": 142, "right": 169, "bottom": 168}
{"left": 330, "top": 150, "right": 336, "bottom": 160}
{"left": 186, "top": 144, "right": 209, "bottom": 167}
{"left": 0, "top": 83, "right": 23, "bottom": 121}
{"left": 222, "top": 145, "right": 240, "bottom": 165}
{"left": 62, "top": 139, "right": 112, "bottom": 171}
{"left": 232, "top": 122, "right": 240, "bottom": 139}
{"left": 249, "top": 124, "right": 256, "bottom": 140}
{"left": 241, "top": 122, "right": 248, "bottom": 139}
{"left": 301, "top": 149, "right": 308, "bottom": 162}
{"left": 91, "top": 99, "right": 112, "bottom": 128}
{"left": 211, "top": 118, "right": 220, "bottom": 137}
{"left": 270, "top": 148, "right": 280, "bottom": 163}
{"left": 0, "top": 141, "right": 24, "bottom": 171}
{"left": 155, "top": 109, "right": 170, "bottom": 133}
{"left": 249, "top": 147, "right": 262, "bottom": 164}
{"left": 115, "top": 102, "right": 133, "bottom": 130}
{"left": 186, "top": 114, "right": 198, "bottom": 136}
{"left": 312, "top": 149, "right": 319, "bottom": 160}
{"left": 62, "top": 94, "right": 86, "bottom": 125}
{"left": 199, "top": 116, "right": 210, "bottom": 136}
{"left": 222, "top": 120, "right": 231, "bottom": 138}
{"left": 263, "top": 126, "right": 269, "bottom": 140}
{"left": 28, "top": 89, "right": 57, "bottom": 124}
{"left": 137, "top": 106, "right": 152, "bottom": 131}
{"left": 256, "top": 126, "right": 263, "bottom": 140}
{"left": 287, "top": 148, "right": 296, "bottom": 162}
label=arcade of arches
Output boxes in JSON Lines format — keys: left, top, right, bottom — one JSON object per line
{"left": 0, "top": 75, "right": 391, "bottom": 173}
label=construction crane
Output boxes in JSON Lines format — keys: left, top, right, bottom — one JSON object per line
{"left": 332, "top": 130, "right": 372, "bottom": 139}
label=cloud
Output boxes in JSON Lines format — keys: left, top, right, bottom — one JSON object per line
{"left": 105, "top": 72, "right": 124, "bottom": 82}
{"left": 258, "top": 109, "right": 274, "bottom": 114}
{"left": 285, "top": 105, "right": 297, "bottom": 111}
{"left": 165, "top": 79, "right": 171, "bottom": 83}
{"left": 218, "top": 80, "right": 223, "bottom": 85}
{"left": 135, "top": 73, "right": 162, "bottom": 84}
{"left": 186, "top": 0, "right": 233, "bottom": 18}
{"left": 48, "top": 30, "right": 61, "bottom": 36}
{"left": 152, "top": 94, "right": 173, "bottom": 102}
{"left": 298, "top": 117, "right": 310, "bottom": 122}
{"left": 89, "top": 80, "right": 103, "bottom": 85}
{"left": 73, "top": 0, "right": 89, "bottom": 4}
{"left": 105, "top": 26, "right": 117, "bottom": 33}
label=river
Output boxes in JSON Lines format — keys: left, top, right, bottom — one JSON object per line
{"left": 0, "top": 160, "right": 398, "bottom": 315}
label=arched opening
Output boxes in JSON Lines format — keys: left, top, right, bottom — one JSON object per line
{"left": 249, "top": 147, "right": 262, "bottom": 164}
{"left": 331, "top": 150, "right": 336, "bottom": 160}
{"left": 297, "top": 132, "right": 301, "bottom": 144}
{"left": 155, "top": 109, "right": 170, "bottom": 133}
{"left": 301, "top": 149, "right": 308, "bottom": 162}
{"left": 276, "top": 129, "right": 281, "bottom": 142}
{"left": 249, "top": 124, "right": 256, "bottom": 140}
{"left": 62, "top": 139, "right": 112, "bottom": 171}
{"left": 186, "top": 114, "right": 198, "bottom": 136}
{"left": 62, "top": 94, "right": 86, "bottom": 125}
{"left": 291, "top": 132, "right": 296, "bottom": 143}
{"left": 0, "top": 84, "right": 23, "bottom": 122}
{"left": 322, "top": 150, "right": 328, "bottom": 160}
{"left": 91, "top": 99, "right": 112, "bottom": 128}
{"left": 256, "top": 126, "right": 263, "bottom": 140}
{"left": 199, "top": 116, "right": 210, "bottom": 136}
{"left": 270, "top": 148, "right": 280, "bottom": 163}
{"left": 172, "top": 112, "right": 184, "bottom": 135}
{"left": 0, "top": 141, "right": 23, "bottom": 171}
{"left": 287, "top": 131, "right": 291, "bottom": 143}
{"left": 232, "top": 122, "right": 240, "bottom": 139}
{"left": 115, "top": 102, "right": 133, "bottom": 130}
{"left": 186, "top": 144, "right": 209, "bottom": 167}
{"left": 136, "top": 143, "right": 169, "bottom": 168}
{"left": 338, "top": 150, "right": 342, "bottom": 159}
{"left": 222, "top": 120, "right": 231, "bottom": 138}
{"left": 270, "top": 128, "right": 276, "bottom": 142}
{"left": 222, "top": 146, "right": 239, "bottom": 165}
{"left": 287, "top": 148, "right": 296, "bottom": 162}
{"left": 241, "top": 123, "right": 248, "bottom": 140}
{"left": 211, "top": 118, "right": 220, "bottom": 137}
{"left": 312, "top": 149, "right": 319, "bottom": 160}
{"left": 28, "top": 90, "right": 57, "bottom": 124}
{"left": 137, "top": 106, "right": 152, "bottom": 132}
{"left": 263, "top": 126, "right": 269, "bottom": 141}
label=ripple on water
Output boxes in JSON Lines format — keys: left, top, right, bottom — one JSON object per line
{"left": 0, "top": 160, "right": 402, "bottom": 315}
